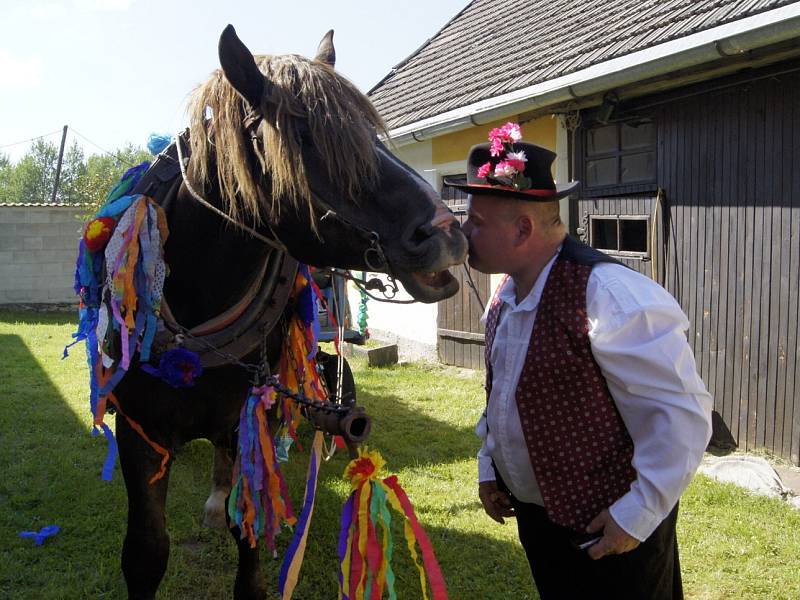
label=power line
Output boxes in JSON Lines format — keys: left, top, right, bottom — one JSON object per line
{"left": 0, "top": 129, "right": 64, "bottom": 149}
{"left": 69, "top": 128, "right": 125, "bottom": 162}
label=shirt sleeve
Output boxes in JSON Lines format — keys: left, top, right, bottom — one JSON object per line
{"left": 476, "top": 411, "right": 496, "bottom": 483}
{"left": 587, "top": 266, "right": 713, "bottom": 541}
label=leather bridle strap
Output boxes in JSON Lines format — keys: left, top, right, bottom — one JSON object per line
{"left": 174, "top": 131, "right": 288, "bottom": 252}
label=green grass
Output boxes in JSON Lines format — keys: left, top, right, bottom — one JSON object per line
{"left": 1, "top": 311, "right": 799, "bottom": 599}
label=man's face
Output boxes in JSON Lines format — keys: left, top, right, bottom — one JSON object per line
{"left": 462, "top": 194, "right": 518, "bottom": 274}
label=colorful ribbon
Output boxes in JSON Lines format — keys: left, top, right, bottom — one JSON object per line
{"left": 66, "top": 163, "right": 170, "bottom": 482}
{"left": 279, "top": 430, "right": 324, "bottom": 598}
{"left": 338, "top": 448, "right": 449, "bottom": 600}
{"left": 229, "top": 385, "right": 296, "bottom": 550}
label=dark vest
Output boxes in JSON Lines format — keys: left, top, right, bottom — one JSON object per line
{"left": 484, "top": 236, "right": 636, "bottom": 532}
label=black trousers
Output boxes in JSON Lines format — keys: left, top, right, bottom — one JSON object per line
{"left": 510, "top": 498, "right": 683, "bottom": 600}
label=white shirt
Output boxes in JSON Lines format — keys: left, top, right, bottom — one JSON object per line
{"left": 476, "top": 252, "right": 712, "bottom": 541}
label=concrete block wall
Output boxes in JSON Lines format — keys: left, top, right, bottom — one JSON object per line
{"left": 0, "top": 205, "right": 84, "bottom": 304}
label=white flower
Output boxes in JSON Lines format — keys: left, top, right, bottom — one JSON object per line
{"left": 494, "top": 161, "right": 519, "bottom": 177}
{"left": 505, "top": 150, "right": 527, "bottom": 163}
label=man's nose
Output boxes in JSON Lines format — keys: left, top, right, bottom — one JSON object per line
{"left": 462, "top": 219, "right": 473, "bottom": 237}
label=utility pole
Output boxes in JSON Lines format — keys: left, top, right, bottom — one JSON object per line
{"left": 50, "top": 125, "right": 68, "bottom": 203}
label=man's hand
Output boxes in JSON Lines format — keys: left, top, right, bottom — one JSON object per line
{"left": 585, "top": 509, "right": 640, "bottom": 560}
{"left": 478, "top": 481, "right": 515, "bottom": 524}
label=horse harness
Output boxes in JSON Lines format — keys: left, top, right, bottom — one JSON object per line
{"left": 130, "top": 138, "right": 297, "bottom": 369}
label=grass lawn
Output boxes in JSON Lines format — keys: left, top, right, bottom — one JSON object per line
{"left": 1, "top": 310, "right": 799, "bottom": 599}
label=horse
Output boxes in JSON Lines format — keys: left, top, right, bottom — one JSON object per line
{"left": 104, "top": 25, "right": 467, "bottom": 600}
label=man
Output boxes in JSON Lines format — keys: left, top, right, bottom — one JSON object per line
{"left": 446, "top": 124, "right": 712, "bottom": 599}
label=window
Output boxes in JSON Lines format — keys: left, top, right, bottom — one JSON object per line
{"left": 585, "top": 121, "right": 656, "bottom": 190}
{"left": 589, "top": 215, "right": 649, "bottom": 257}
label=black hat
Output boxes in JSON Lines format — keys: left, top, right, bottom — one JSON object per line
{"left": 445, "top": 135, "right": 579, "bottom": 201}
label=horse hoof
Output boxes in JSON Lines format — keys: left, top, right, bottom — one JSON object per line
{"left": 202, "top": 489, "right": 228, "bottom": 529}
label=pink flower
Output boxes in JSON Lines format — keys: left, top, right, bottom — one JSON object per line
{"left": 502, "top": 122, "right": 523, "bottom": 142}
{"left": 488, "top": 127, "right": 505, "bottom": 142}
{"left": 506, "top": 158, "right": 526, "bottom": 173}
{"left": 489, "top": 137, "right": 505, "bottom": 157}
{"left": 494, "top": 160, "right": 519, "bottom": 178}
{"left": 476, "top": 161, "right": 493, "bottom": 178}
{"left": 488, "top": 122, "right": 524, "bottom": 146}
{"left": 504, "top": 150, "right": 527, "bottom": 173}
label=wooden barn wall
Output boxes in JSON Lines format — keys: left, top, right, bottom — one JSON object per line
{"left": 577, "top": 65, "right": 800, "bottom": 464}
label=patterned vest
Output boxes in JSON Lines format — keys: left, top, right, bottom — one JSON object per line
{"left": 484, "top": 236, "right": 636, "bottom": 532}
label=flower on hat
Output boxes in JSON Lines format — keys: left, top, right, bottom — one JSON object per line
{"left": 494, "top": 161, "right": 519, "bottom": 178}
{"left": 477, "top": 161, "right": 493, "bottom": 178}
{"left": 482, "top": 123, "right": 533, "bottom": 190}
{"left": 488, "top": 122, "right": 524, "bottom": 145}
{"left": 489, "top": 137, "right": 505, "bottom": 157}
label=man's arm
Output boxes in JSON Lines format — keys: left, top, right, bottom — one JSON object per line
{"left": 476, "top": 414, "right": 514, "bottom": 523}
{"left": 586, "top": 268, "right": 712, "bottom": 551}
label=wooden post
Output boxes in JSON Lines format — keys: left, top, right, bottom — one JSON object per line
{"left": 50, "top": 125, "right": 68, "bottom": 203}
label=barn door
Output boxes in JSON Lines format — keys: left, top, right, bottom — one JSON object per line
{"left": 437, "top": 178, "right": 490, "bottom": 370}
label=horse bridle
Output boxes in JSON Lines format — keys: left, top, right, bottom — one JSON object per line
{"left": 240, "top": 110, "right": 394, "bottom": 270}
{"left": 175, "top": 112, "right": 414, "bottom": 303}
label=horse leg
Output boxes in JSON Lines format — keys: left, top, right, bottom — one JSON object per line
{"left": 202, "top": 441, "right": 233, "bottom": 529}
{"left": 117, "top": 416, "right": 172, "bottom": 600}
{"left": 226, "top": 490, "right": 268, "bottom": 599}
{"left": 227, "top": 524, "right": 267, "bottom": 600}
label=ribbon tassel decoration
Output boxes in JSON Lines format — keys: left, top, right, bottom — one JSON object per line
{"left": 339, "top": 448, "right": 449, "bottom": 600}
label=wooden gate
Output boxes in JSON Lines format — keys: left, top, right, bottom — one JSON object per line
{"left": 437, "top": 179, "right": 490, "bottom": 370}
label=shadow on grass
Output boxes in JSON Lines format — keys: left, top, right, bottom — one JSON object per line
{"left": 0, "top": 323, "right": 529, "bottom": 599}
{"left": 0, "top": 332, "right": 129, "bottom": 599}
{"left": 353, "top": 389, "right": 481, "bottom": 472}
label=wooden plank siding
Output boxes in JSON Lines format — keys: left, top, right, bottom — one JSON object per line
{"left": 437, "top": 181, "right": 490, "bottom": 370}
{"left": 574, "top": 61, "right": 800, "bottom": 464}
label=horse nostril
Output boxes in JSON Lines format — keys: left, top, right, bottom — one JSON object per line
{"left": 416, "top": 223, "right": 436, "bottom": 238}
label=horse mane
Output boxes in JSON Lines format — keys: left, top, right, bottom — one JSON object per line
{"left": 188, "top": 53, "right": 387, "bottom": 229}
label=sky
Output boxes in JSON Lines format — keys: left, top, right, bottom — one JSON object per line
{"left": 0, "top": 0, "right": 469, "bottom": 162}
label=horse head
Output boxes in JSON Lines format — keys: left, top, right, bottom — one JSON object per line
{"left": 187, "top": 25, "right": 467, "bottom": 304}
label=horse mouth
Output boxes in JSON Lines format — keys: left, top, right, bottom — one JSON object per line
{"left": 411, "top": 270, "right": 454, "bottom": 289}
{"left": 398, "top": 268, "right": 458, "bottom": 303}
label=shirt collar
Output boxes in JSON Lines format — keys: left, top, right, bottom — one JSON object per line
{"left": 498, "top": 245, "right": 562, "bottom": 313}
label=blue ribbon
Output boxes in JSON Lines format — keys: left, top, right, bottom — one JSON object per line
{"left": 19, "top": 525, "right": 60, "bottom": 546}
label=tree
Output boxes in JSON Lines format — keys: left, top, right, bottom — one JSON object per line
{"left": 79, "top": 144, "right": 152, "bottom": 212}
{"left": 57, "top": 141, "right": 88, "bottom": 204}
{"left": 0, "top": 153, "right": 13, "bottom": 204}
{"left": 8, "top": 139, "right": 59, "bottom": 203}
{"left": 0, "top": 139, "right": 152, "bottom": 208}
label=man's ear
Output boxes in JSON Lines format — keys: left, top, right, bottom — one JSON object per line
{"left": 515, "top": 214, "right": 534, "bottom": 245}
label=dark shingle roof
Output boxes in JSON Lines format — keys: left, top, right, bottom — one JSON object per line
{"left": 369, "top": 0, "right": 799, "bottom": 130}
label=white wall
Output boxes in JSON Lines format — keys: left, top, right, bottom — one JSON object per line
{"left": 555, "top": 116, "right": 572, "bottom": 230}
{"left": 0, "top": 205, "right": 83, "bottom": 304}
{"left": 352, "top": 140, "right": 441, "bottom": 361}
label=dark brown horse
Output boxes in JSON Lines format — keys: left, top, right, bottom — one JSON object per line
{"left": 109, "top": 25, "right": 466, "bottom": 600}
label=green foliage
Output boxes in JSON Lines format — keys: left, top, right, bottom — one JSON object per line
{"left": 0, "top": 153, "right": 13, "bottom": 204}
{"left": 58, "top": 141, "right": 88, "bottom": 205}
{"left": 6, "top": 139, "right": 59, "bottom": 204}
{"left": 0, "top": 139, "right": 151, "bottom": 209}
{"left": 1, "top": 315, "right": 799, "bottom": 599}
{"left": 80, "top": 144, "right": 152, "bottom": 213}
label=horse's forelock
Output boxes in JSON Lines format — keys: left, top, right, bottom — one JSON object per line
{"left": 187, "top": 53, "right": 386, "bottom": 229}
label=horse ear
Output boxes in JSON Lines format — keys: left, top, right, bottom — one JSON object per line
{"left": 314, "top": 29, "right": 336, "bottom": 68}
{"left": 218, "top": 24, "right": 265, "bottom": 108}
